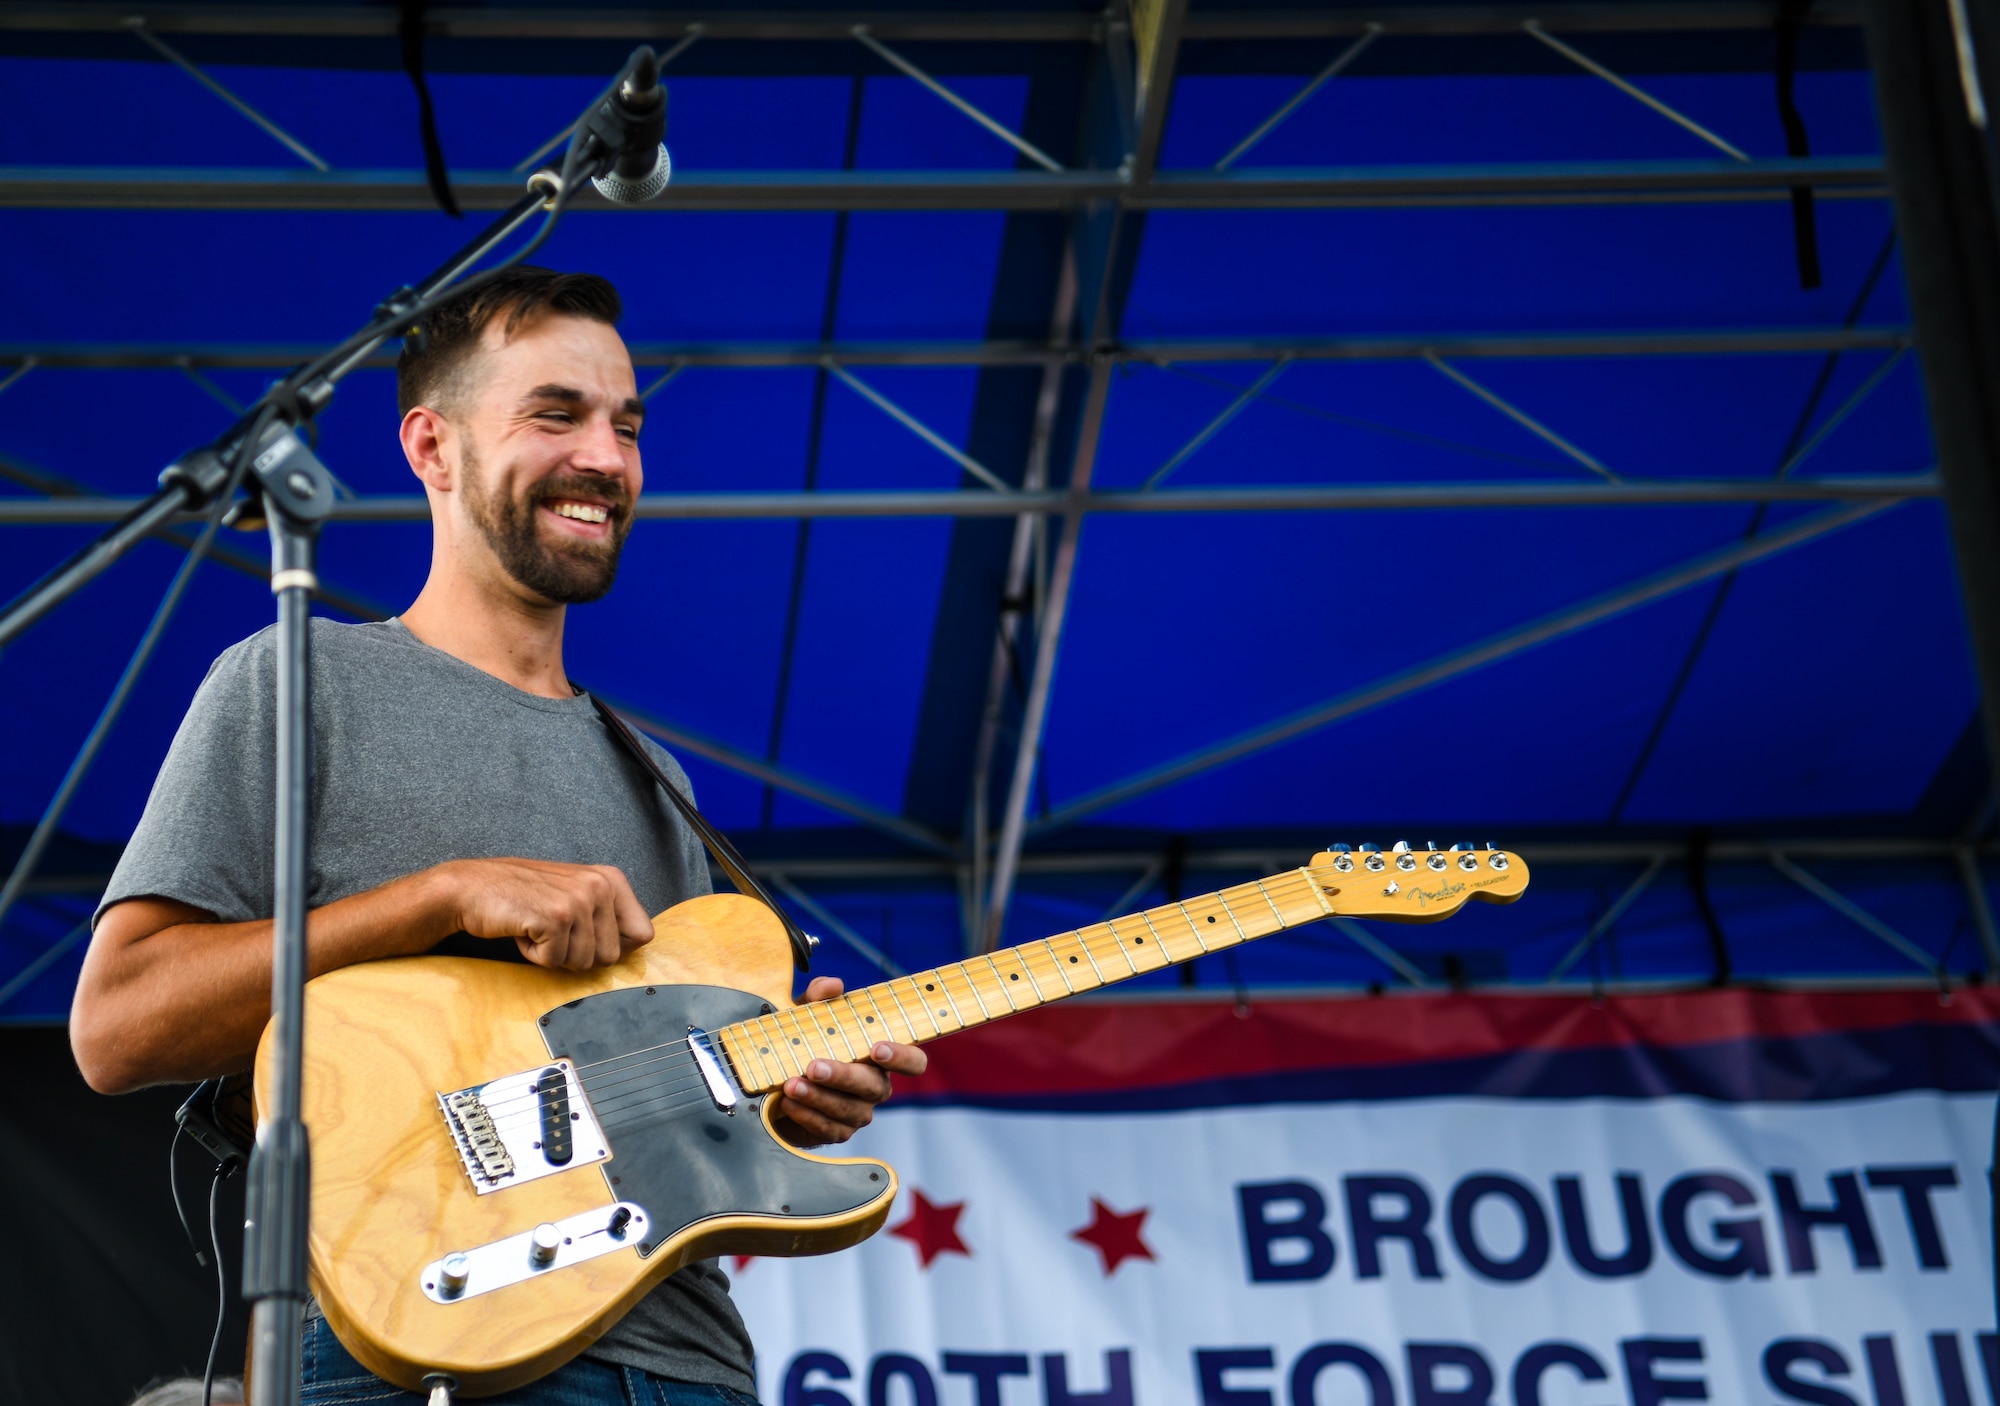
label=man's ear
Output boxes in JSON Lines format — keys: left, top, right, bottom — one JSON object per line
{"left": 400, "top": 406, "right": 455, "bottom": 490}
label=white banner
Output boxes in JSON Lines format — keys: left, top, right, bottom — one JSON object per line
{"left": 734, "top": 1089, "right": 1996, "bottom": 1406}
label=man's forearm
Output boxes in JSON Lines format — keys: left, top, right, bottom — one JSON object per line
{"left": 71, "top": 868, "right": 462, "bottom": 1093}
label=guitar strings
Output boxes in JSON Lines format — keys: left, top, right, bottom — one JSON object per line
{"left": 453, "top": 867, "right": 1345, "bottom": 1123}
{"left": 466, "top": 921, "right": 1279, "bottom": 1123}
{"left": 440, "top": 866, "right": 1488, "bottom": 1148}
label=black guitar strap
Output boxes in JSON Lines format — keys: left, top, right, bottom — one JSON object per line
{"left": 586, "top": 692, "right": 815, "bottom": 973}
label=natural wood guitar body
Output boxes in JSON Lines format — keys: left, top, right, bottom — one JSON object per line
{"left": 255, "top": 893, "right": 897, "bottom": 1396}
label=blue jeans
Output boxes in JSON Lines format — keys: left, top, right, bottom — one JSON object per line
{"left": 299, "top": 1313, "right": 763, "bottom": 1406}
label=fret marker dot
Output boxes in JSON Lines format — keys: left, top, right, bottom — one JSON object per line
{"left": 865, "top": 1015, "right": 875, "bottom": 1023}
{"left": 1207, "top": 916, "right": 1217, "bottom": 923}
{"left": 792, "top": 1038, "right": 801, "bottom": 1046}
{"left": 1135, "top": 936, "right": 1145, "bottom": 943}
{"left": 1009, "top": 973, "right": 1018, "bottom": 980}
{"left": 925, "top": 983, "right": 935, "bottom": 991}
{"left": 1069, "top": 956, "right": 1078, "bottom": 963}
{"left": 826, "top": 1027, "right": 836, "bottom": 1035}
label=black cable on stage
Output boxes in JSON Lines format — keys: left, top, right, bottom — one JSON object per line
{"left": 167, "top": 1123, "right": 208, "bottom": 1269}
{"left": 203, "top": 1161, "right": 231, "bottom": 1406}
{"left": 168, "top": 1116, "right": 236, "bottom": 1406}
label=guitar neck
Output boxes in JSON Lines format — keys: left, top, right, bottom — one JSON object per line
{"left": 716, "top": 865, "right": 1335, "bottom": 1096}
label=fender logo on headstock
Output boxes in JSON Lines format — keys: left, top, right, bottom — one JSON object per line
{"left": 1409, "top": 879, "right": 1466, "bottom": 909}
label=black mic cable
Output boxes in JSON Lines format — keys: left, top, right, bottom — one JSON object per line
{"left": 581, "top": 45, "right": 672, "bottom": 204}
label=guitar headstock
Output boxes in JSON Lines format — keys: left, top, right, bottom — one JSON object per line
{"left": 1306, "top": 841, "right": 1529, "bottom": 923}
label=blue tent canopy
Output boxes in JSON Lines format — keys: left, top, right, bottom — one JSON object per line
{"left": 0, "top": 2, "right": 1979, "bottom": 1019}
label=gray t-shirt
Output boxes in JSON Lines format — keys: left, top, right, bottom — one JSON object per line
{"left": 100, "top": 617, "right": 757, "bottom": 1390}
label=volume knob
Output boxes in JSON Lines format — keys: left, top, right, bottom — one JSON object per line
{"left": 438, "top": 1253, "right": 469, "bottom": 1296}
{"left": 530, "top": 1222, "right": 562, "bottom": 1266}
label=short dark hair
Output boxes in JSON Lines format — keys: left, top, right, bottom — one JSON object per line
{"left": 396, "top": 266, "right": 623, "bottom": 416}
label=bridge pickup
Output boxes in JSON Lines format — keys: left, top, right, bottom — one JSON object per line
{"left": 437, "top": 1060, "right": 609, "bottom": 1195}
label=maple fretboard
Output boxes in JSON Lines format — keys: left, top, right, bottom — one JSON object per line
{"left": 716, "top": 864, "right": 1337, "bottom": 1095}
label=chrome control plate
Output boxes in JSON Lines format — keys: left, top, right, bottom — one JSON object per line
{"left": 437, "top": 1059, "right": 610, "bottom": 1195}
{"left": 419, "top": 1202, "right": 649, "bottom": 1304}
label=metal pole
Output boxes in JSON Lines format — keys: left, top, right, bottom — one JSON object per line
{"left": 1864, "top": 0, "right": 2000, "bottom": 795}
{"left": 0, "top": 508, "right": 225, "bottom": 935}
{"left": 851, "top": 26, "right": 1066, "bottom": 172}
{"left": 982, "top": 354, "right": 1114, "bottom": 949}
{"left": 1214, "top": 25, "right": 1382, "bottom": 171}
{"left": 1142, "top": 357, "right": 1291, "bottom": 489}
{"left": 1956, "top": 846, "right": 2000, "bottom": 975}
{"left": 967, "top": 253, "right": 1078, "bottom": 944}
{"left": 125, "top": 18, "right": 331, "bottom": 171}
{"left": 1425, "top": 354, "right": 1620, "bottom": 481}
{"left": 765, "top": 873, "right": 905, "bottom": 977}
{"left": 607, "top": 695, "right": 952, "bottom": 854}
{"left": 1522, "top": 20, "right": 1750, "bottom": 160}
{"left": 1771, "top": 853, "right": 1942, "bottom": 974}
{"left": 244, "top": 523, "right": 317, "bottom": 1406}
{"left": 0, "top": 489, "right": 193, "bottom": 646}
{"left": 825, "top": 362, "right": 1016, "bottom": 492}
{"left": 1327, "top": 916, "right": 1432, "bottom": 987}
{"left": 1547, "top": 856, "right": 1668, "bottom": 982}
{"left": 0, "top": 476, "right": 1941, "bottom": 526}
{"left": 0, "top": 326, "right": 1912, "bottom": 369}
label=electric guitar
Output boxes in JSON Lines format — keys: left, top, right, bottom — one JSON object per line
{"left": 256, "top": 844, "right": 1528, "bottom": 1395}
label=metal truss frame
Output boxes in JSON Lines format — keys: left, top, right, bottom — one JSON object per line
{"left": 0, "top": 0, "right": 1979, "bottom": 991}
{"left": 0, "top": 4, "right": 1867, "bottom": 46}
{"left": 0, "top": 328, "right": 1911, "bottom": 369}
{"left": 0, "top": 158, "right": 1890, "bottom": 211}
{"left": 13, "top": 838, "right": 1991, "bottom": 993}
{"left": 0, "top": 477, "right": 1941, "bottom": 525}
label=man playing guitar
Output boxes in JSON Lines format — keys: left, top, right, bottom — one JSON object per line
{"left": 69, "top": 267, "right": 925, "bottom": 1404}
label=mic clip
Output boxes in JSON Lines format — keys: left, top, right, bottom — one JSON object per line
{"left": 579, "top": 45, "right": 671, "bottom": 204}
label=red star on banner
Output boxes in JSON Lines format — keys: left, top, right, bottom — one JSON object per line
{"left": 1070, "top": 1198, "right": 1155, "bottom": 1276}
{"left": 731, "top": 1256, "right": 754, "bottom": 1273}
{"left": 888, "top": 1188, "right": 971, "bottom": 1268}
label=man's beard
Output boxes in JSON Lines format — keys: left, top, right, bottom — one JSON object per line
{"left": 459, "top": 446, "right": 634, "bottom": 605}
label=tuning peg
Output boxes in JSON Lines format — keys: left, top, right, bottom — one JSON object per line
{"left": 1423, "top": 840, "right": 1448, "bottom": 870}
{"left": 1391, "top": 840, "right": 1410, "bottom": 854}
{"left": 1426, "top": 840, "right": 1439, "bottom": 851}
{"left": 1450, "top": 842, "right": 1471, "bottom": 852}
{"left": 1484, "top": 841, "right": 1498, "bottom": 850}
{"left": 1359, "top": 843, "right": 1380, "bottom": 853}
{"left": 1328, "top": 842, "right": 1355, "bottom": 872}
{"left": 1358, "top": 842, "right": 1386, "bottom": 872}
{"left": 1331, "top": 843, "right": 1352, "bottom": 853}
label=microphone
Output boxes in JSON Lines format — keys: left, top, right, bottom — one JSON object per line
{"left": 584, "top": 46, "right": 672, "bottom": 204}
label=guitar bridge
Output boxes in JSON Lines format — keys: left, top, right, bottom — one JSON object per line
{"left": 437, "top": 1060, "right": 611, "bottom": 1195}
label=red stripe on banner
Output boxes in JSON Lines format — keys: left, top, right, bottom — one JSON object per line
{"left": 903, "top": 986, "right": 2000, "bottom": 1099}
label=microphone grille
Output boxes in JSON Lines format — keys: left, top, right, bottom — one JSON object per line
{"left": 592, "top": 145, "right": 672, "bottom": 204}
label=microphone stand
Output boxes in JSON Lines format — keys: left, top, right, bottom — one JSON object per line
{"left": 0, "top": 46, "right": 668, "bottom": 1406}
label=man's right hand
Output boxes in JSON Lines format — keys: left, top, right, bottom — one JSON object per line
{"left": 74, "top": 857, "right": 654, "bottom": 1093}
{"left": 437, "top": 857, "right": 654, "bottom": 970}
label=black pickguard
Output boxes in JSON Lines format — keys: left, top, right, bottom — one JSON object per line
{"left": 538, "top": 984, "right": 889, "bottom": 1257}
